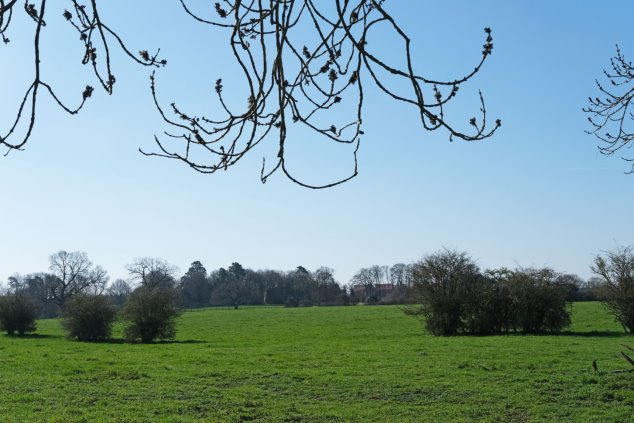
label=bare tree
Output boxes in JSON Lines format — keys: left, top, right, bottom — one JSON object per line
{"left": 47, "top": 250, "right": 109, "bottom": 307}
{"left": 585, "top": 46, "right": 634, "bottom": 173}
{"left": 313, "top": 266, "right": 341, "bottom": 305}
{"left": 314, "top": 266, "right": 336, "bottom": 285}
{"left": 106, "top": 278, "right": 132, "bottom": 307}
{"left": 592, "top": 246, "right": 634, "bottom": 333}
{"left": 5, "top": 274, "right": 23, "bottom": 295}
{"left": 350, "top": 267, "right": 373, "bottom": 286}
{"left": 390, "top": 263, "right": 412, "bottom": 286}
{"left": 368, "top": 265, "right": 386, "bottom": 286}
{"left": 1, "top": 1, "right": 500, "bottom": 188}
{"left": 126, "top": 257, "right": 178, "bottom": 289}
{"left": 349, "top": 266, "right": 376, "bottom": 302}
{"left": 107, "top": 278, "right": 132, "bottom": 297}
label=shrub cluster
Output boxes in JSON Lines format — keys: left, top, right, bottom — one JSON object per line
{"left": 121, "top": 287, "right": 180, "bottom": 343}
{"left": 62, "top": 295, "right": 116, "bottom": 341}
{"left": 0, "top": 295, "right": 37, "bottom": 336}
{"left": 59, "top": 286, "right": 181, "bottom": 343}
{"left": 408, "top": 250, "right": 572, "bottom": 336}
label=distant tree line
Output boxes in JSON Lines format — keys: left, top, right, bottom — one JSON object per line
{"left": 0, "top": 252, "right": 353, "bottom": 342}
{"left": 0, "top": 253, "right": 352, "bottom": 321}
{"left": 1, "top": 246, "right": 633, "bottom": 340}
{"left": 181, "top": 262, "right": 349, "bottom": 309}
{"left": 1, "top": 252, "right": 605, "bottom": 321}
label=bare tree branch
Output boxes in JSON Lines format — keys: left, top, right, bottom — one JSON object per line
{"left": 585, "top": 46, "right": 634, "bottom": 174}
{"left": 2, "top": 1, "right": 500, "bottom": 188}
{"left": 0, "top": 0, "right": 164, "bottom": 153}
{"left": 144, "top": 1, "right": 500, "bottom": 188}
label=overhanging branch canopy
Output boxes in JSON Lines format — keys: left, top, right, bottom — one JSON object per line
{"left": 1, "top": 0, "right": 500, "bottom": 188}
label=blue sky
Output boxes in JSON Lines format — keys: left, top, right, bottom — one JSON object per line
{"left": 1, "top": 1, "right": 633, "bottom": 286}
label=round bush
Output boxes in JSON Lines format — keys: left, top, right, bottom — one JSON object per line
{"left": 62, "top": 295, "right": 116, "bottom": 341}
{"left": 0, "top": 295, "right": 37, "bottom": 336}
{"left": 121, "top": 287, "right": 180, "bottom": 343}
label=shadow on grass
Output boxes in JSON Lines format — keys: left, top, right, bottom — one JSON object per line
{"left": 153, "top": 339, "right": 207, "bottom": 345}
{"left": 493, "top": 330, "right": 630, "bottom": 338}
{"left": 560, "top": 330, "right": 630, "bottom": 338}
{"left": 2, "top": 334, "right": 207, "bottom": 344}
{"left": 420, "top": 330, "right": 630, "bottom": 338}
{"left": 3, "top": 333, "right": 61, "bottom": 339}
{"left": 75, "top": 338, "right": 208, "bottom": 345}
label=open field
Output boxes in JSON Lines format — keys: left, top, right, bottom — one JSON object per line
{"left": 0, "top": 303, "right": 632, "bottom": 422}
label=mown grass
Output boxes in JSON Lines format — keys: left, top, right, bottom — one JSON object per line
{"left": 0, "top": 302, "right": 632, "bottom": 422}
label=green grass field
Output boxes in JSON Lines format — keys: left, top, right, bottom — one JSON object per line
{"left": 0, "top": 303, "right": 632, "bottom": 422}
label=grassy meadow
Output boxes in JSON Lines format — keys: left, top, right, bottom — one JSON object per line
{"left": 0, "top": 302, "right": 632, "bottom": 422}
